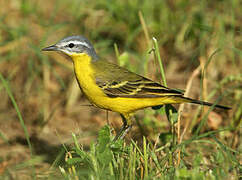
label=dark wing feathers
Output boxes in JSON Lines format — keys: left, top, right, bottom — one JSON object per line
{"left": 93, "top": 60, "right": 183, "bottom": 98}
{"left": 97, "top": 80, "right": 183, "bottom": 98}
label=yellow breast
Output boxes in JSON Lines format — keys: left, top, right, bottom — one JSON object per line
{"left": 72, "top": 53, "right": 107, "bottom": 106}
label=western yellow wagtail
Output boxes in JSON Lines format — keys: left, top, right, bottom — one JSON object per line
{"left": 42, "top": 35, "right": 230, "bottom": 140}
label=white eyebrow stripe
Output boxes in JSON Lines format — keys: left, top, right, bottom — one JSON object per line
{"left": 61, "top": 40, "right": 91, "bottom": 49}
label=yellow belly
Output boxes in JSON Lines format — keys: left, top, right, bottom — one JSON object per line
{"left": 90, "top": 96, "right": 179, "bottom": 114}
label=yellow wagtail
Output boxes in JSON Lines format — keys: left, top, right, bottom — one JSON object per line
{"left": 42, "top": 35, "right": 230, "bottom": 140}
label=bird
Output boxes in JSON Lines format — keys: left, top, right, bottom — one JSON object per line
{"left": 42, "top": 35, "right": 230, "bottom": 140}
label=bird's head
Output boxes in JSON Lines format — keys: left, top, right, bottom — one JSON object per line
{"left": 42, "top": 35, "right": 98, "bottom": 60}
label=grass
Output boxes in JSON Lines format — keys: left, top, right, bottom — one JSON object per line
{"left": 56, "top": 125, "right": 239, "bottom": 179}
{"left": 0, "top": 0, "right": 241, "bottom": 179}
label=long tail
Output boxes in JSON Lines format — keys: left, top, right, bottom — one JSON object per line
{"left": 181, "top": 97, "right": 231, "bottom": 110}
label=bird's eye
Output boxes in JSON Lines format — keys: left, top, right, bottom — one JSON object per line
{"left": 68, "top": 43, "right": 74, "bottom": 48}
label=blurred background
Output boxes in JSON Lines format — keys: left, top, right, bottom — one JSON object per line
{"left": 0, "top": 0, "right": 241, "bottom": 178}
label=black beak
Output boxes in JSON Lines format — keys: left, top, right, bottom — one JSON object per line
{"left": 42, "top": 45, "right": 58, "bottom": 51}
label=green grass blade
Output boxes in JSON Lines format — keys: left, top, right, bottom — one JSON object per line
{"left": 0, "top": 72, "right": 35, "bottom": 178}
{"left": 152, "top": 37, "right": 167, "bottom": 86}
{"left": 0, "top": 73, "right": 33, "bottom": 154}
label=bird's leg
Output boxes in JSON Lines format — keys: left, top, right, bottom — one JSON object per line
{"left": 113, "top": 114, "right": 133, "bottom": 141}
{"left": 120, "top": 124, "right": 132, "bottom": 139}
{"left": 113, "top": 118, "right": 127, "bottom": 141}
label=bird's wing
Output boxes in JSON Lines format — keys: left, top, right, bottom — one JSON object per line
{"left": 93, "top": 61, "right": 183, "bottom": 98}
